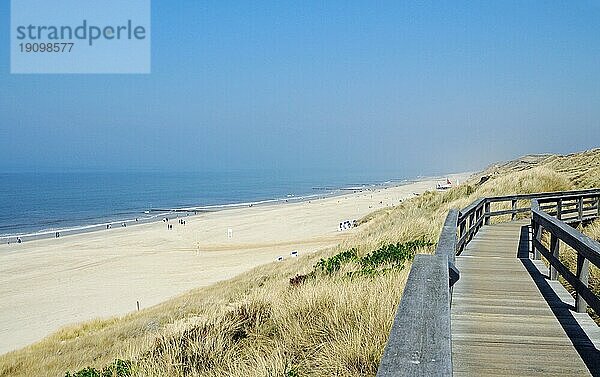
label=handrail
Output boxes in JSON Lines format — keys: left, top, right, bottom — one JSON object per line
{"left": 376, "top": 254, "right": 453, "bottom": 376}
{"left": 436, "top": 210, "right": 460, "bottom": 286}
{"left": 456, "top": 188, "right": 600, "bottom": 253}
{"left": 484, "top": 188, "right": 600, "bottom": 202}
{"left": 531, "top": 197, "right": 600, "bottom": 313}
{"left": 457, "top": 199, "right": 486, "bottom": 253}
{"left": 377, "top": 210, "right": 459, "bottom": 377}
{"left": 377, "top": 187, "right": 600, "bottom": 376}
{"left": 537, "top": 191, "right": 600, "bottom": 203}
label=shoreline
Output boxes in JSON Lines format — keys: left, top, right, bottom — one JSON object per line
{"left": 0, "top": 172, "right": 470, "bottom": 355}
{"left": 0, "top": 174, "right": 463, "bottom": 244}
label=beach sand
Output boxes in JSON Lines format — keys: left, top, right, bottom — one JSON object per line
{"left": 0, "top": 174, "right": 468, "bottom": 355}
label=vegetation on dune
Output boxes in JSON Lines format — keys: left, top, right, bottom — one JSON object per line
{"left": 65, "top": 359, "right": 132, "bottom": 377}
{"left": 1, "top": 148, "right": 599, "bottom": 377}
{"left": 312, "top": 239, "right": 432, "bottom": 277}
{"left": 477, "top": 148, "right": 600, "bottom": 189}
{"left": 585, "top": 219, "right": 600, "bottom": 242}
{"left": 546, "top": 149, "right": 600, "bottom": 188}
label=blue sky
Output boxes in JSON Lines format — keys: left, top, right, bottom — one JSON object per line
{"left": 1, "top": 1, "right": 599, "bottom": 176}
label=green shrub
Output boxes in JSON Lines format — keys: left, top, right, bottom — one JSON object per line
{"left": 311, "top": 239, "right": 433, "bottom": 279}
{"left": 360, "top": 239, "right": 431, "bottom": 270}
{"left": 315, "top": 249, "right": 358, "bottom": 274}
{"left": 65, "top": 359, "right": 132, "bottom": 377}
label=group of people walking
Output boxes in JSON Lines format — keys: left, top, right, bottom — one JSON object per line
{"left": 339, "top": 219, "right": 357, "bottom": 231}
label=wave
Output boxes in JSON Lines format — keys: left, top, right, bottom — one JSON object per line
{"left": 0, "top": 174, "right": 410, "bottom": 240}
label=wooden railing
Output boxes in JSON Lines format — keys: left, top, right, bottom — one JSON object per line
{"left": 376, "top": 210, "right": 458, "bottom": 376}
{"left": 531, "top": 193, "right": 600, "bottom": 313}
{"left": 456, "top": 188, "right": 600, "bottom": 253}
{"left": 377, "top": 188, "right": 600, "bottom": 377}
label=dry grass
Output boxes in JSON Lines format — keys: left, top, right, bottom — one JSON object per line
{"left": 546, "top": 149, "right": 600, "bottom": 188}
{"left": 134, "top": 272, "right": 410, "bottom": 377}
{"left": 1, "top": 148, "right": 599, "bottom": 377}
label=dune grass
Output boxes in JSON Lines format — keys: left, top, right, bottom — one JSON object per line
{"left": 1, "top": 149, "right": 599, "bottom": 377}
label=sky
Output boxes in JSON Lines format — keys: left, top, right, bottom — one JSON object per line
{"left": 1, "top": 1, "right": 599, "bottom": 176}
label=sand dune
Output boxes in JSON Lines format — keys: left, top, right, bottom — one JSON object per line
{"left": 0, "top": 174, "right": 468, "bottom": 355}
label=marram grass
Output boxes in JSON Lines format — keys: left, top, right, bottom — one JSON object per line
{"left": 1, "top": 149, "right": 599, "bottom": 377}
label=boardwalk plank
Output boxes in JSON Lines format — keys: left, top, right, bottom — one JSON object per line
{"left": 451, "top": 220, "right": 599, "bottom": 376}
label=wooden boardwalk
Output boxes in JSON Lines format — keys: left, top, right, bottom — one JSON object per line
{"left": 452, "top": 220, "right": 600, "bottom": 376}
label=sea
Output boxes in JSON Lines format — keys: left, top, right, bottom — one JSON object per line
{"left": 0, "top": 169, "right": 412, "bottom": 238}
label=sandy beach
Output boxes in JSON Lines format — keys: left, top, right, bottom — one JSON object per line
{"left": 0, "top": 174, "right": 468, "bottom": 355}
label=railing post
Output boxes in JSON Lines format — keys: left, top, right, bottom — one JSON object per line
{"left": 578, "top": 196, "right": 584, "bottom": 221}
{"left": 468, "top": 213, "right": 474, "bottom": 241}
{"left": 549, "top": 234, "right": 559, "bottom": 280}
{"left": 530, "top": 219, "right": 534, "bottom": 255}
{"left": 511, "top": 199, "right": 517, "bottom": 220}
{"left": 575, "top": 254, "right": 589, "bottom": 313}
{"left": 480, "top": 206, "right": 484, "bottom": 229}
{"left": 484, "top": 201, "right": 490, "bottom": 225}
{"left": 533, "top": 223, "right": 542, "bottom": 260}
{"left": 529, "top": 225, "right": 534, "bottom": 255}
{"left": 556, "top": 199, "right": 562, "bottom": 220}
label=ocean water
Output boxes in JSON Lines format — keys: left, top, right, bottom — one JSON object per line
{"left": 0, "top": 170, "right": 408, "bottom": 237}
